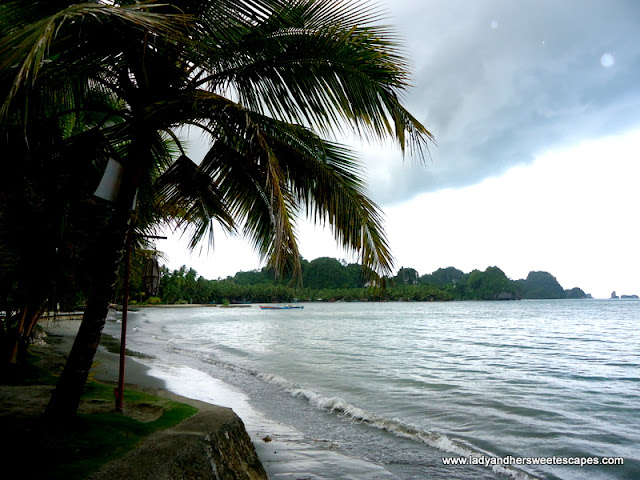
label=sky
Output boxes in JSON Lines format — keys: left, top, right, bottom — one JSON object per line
{"left": 161, "top": 0, "right": 640, "bottom": 299}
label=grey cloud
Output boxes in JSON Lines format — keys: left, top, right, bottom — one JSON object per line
{"left": 369, "top": 0, "right": 640, "bottom": 204}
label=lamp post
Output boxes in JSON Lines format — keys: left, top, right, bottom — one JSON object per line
{"left": 114, "top": 232, "right": 166, "bottom": 413}
{"left": 94, "top": 159, "right": 168, "bottom": 412}
{"left": 114, "top": 224, "right": 133, "bottom": 412}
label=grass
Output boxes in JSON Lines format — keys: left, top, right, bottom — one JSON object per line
{"left": 0, "top": 352, "right": 58, "bottom": 385}
{"left": 1, "top": 346, "right": 198, "bottom": 480}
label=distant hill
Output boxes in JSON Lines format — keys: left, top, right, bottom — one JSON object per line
{"left": 515, "top": 271, "right": 588, "bottom": 299}
{"left": 516, "top": 271, "right": 565, "bottom": 299}
{"left": 148, "top": 258, "right": 589, "bottom": 304}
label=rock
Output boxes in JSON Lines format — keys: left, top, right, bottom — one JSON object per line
{"left": 29, "top": 325, "right": 48, "bottom": 346}
{"left": 496, "top": 291, "right": 515, "bottom": 300}
{"left": 90, "top": 406, "right": 268, "bottom": 480}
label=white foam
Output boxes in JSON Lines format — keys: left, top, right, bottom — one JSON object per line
{"left": 140, "top": 360, "right": 399, "bottom": 480}
{"left": 253, "top": 368, "right": 539, "bottom": 480}
{"left": 146, "top": 363, "right": 254, "bottom": 418}
{"left": 149, "top": 344, "right": 538, "bottom": 480}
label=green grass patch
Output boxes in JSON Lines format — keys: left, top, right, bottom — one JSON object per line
{"left": 0, "top": 351, "right": 58, "bottom": 385}
{"left": 1, "top": 380, "right": 198, "bottom": 480}
{"left": 1, "top": 332, "right": 194, "bottom": 479}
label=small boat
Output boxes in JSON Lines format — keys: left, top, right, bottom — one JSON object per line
{"left": 259, "top": 305, "right": 304, "bottom": 310}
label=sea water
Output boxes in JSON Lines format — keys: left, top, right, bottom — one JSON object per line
{"left": 103, "top": 300, "right": 640, "bottom": 480}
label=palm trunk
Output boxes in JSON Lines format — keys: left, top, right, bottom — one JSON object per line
{"left": 7, "top": 306, "right": 29, "bottom": 365}
{"left": 2, "top": 301, "right": 46, "bottom": 368}
{"left": 11, "top": 304, "right": 46, "bottom": 366}
{"left": 45, "top": 224, "right": 129, "bottom": 418}
{"left": 45, "top": 170, "right": 138, "bottom": 419}
{"left": 22, "top": 304, "right": 46, "bottom": 340}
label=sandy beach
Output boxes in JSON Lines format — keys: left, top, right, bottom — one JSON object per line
{"left": 1, "top": 318, "right": 165, "bottom": 420}
{"left": 30, "top": 316, "right": 399, "bottom": 480}
{"left": 38, "top": 317, "right": 167, "bottom": 390}
{"left": 0, "top": 318, "right": 265, "bottom": 480}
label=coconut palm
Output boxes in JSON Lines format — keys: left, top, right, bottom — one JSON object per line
{"left": 0, "top": 75, "right": 118, "bottom": 370}
{"left": 1, "top": 0, "right": 433, "bottom": 417}
{"left": 0, "top": 127, "right": 100, "bottom": 369}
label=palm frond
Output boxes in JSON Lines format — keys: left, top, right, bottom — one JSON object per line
{"left": 0, "top": 1, "right": 192, "bottom": 118}
{"left": 153, "top": 154, "right": 235, "bottom": 250}
{"left": 192, "top": 0, "right": 433, "bottom": 157}
{"left": 178, "top": 89, "right": 393, "bottom": 279}
{"left": 257, "top": 118, "right": 395, "bottom": 280}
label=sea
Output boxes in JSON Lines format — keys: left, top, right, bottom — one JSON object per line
{"left": 103, "top": 299, "right": 640, "bottom": 480}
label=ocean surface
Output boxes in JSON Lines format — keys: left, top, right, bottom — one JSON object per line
{"left": 103, "top": 300, "right": 640, "bottom": 480}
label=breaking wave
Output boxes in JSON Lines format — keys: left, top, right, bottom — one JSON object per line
{"left": 166, "top": 341, "right": 537, "bottom": 480}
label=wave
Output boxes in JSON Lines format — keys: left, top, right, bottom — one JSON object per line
{"left": 256, "top": 373, "right": 537, "bottom": 480}
{"left": 165, "top": 341, "right": 539, "bottom": 480}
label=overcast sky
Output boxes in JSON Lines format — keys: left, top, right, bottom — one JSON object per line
{"left": 162, "top": 0, "right": 640, "bottom": 299}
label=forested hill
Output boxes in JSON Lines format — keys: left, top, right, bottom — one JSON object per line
{"left": 124, "top": 257, "right": 589, "bottom": 305}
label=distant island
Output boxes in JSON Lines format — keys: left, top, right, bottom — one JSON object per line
{"left": 611, "top": 291, "right": 639, "bottom": 299}
{"left": 124, "top": 258, "right": 595, "bottom": 305}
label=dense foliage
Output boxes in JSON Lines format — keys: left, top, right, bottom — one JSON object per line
{"left": 123, "top": 258, "right": 589, "bottom": 304}
{"left": 515, "top": 271, "right": 567, "bottom": 299}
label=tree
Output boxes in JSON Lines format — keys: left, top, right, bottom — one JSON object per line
{"left": 467, "top": 266, "right": 519, "bottom": 300}
{"left": 0, "top": 79, "right": 114, "bottom": 370}
{"left": 428, "top": 267, "right": 466, "bottom": 286}
{"left": 394, "top": 267, "right": 419, "bottom": 285}
{"left": 303, "top": 257, "right": 351, "bottom": 289}
{"left": 1, "top": 0, "right": 432, "bottom": 416}
{"left": 233, "top": 269, "right": 274, "bottom": 286}
{"left": 344, "top": 263, "right": 366, "bottom": 289}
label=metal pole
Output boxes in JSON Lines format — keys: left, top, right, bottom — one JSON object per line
{"left": 115, "top": 224, "right": 133, "bottom": 413}
{"left": 114, "top": 232, "right": 165, "bottom": 412}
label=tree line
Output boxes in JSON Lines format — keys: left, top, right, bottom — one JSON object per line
{"left": 124, "top": 257, "right": 588, "bottom": 305}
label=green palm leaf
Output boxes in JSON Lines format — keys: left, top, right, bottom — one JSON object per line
{"left": 2, "top": 0, "right": 436, "bottom": 415}
{"left": 153, "top": 154, "right": 235, "bottom": 249}
{"left": 0, "top": 1, "right": 191, "bottom": 118}
{"left": 191, "top": 0, "right": 433, "bottom": 156}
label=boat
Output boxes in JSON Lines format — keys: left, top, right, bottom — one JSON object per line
{"left": 259, "top": 305, "right": 304, "bottom": 310}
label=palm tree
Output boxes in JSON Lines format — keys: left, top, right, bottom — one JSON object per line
{"left": 1, "top": 0, "right": 433, "bottom": 417}
{"left": 0, "top": 123, "right": 103, "bottom": 369}
{"left": 0, "top": 69, "right": 117, "bottom": 370}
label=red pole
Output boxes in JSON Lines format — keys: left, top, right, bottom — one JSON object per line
{"left": 115, "top": 225, "right": 133, "bottom": 412}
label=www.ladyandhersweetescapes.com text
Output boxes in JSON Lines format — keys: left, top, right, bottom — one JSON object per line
{"left": 442, "top": 455, "right": 624, "bottom": 467}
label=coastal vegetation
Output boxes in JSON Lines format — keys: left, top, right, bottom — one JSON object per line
{"left": 0, "top": 0, "right": 432, "bottom": 416}
{"left": 0, "top": 340, "right": 197, "bottom": 480}
{"left": 8, "top": 384, "right": 198, "bottom": 480}
{"left": 121, "top": 257, "right": 589, "bottom": 304}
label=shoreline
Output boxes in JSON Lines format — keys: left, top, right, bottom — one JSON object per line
{"left": 37, "top": 317, "right": 400, "bottom": 480}
{"left": 23, "top": 319, "right": 269, "bottom": 480}
{"left": 37, "top": 318, "right": 167, "bottom": 390}
{"left": 0, "top": 317, "right": 268, "bottom": 480}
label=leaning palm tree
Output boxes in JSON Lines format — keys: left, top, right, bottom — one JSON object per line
{"left": 1, "top": 0, "right": 433, "bottom": 417}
